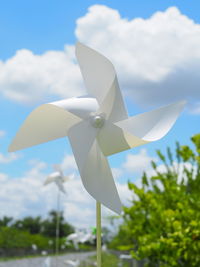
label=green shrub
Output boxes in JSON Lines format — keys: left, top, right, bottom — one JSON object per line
{"left": 111, "top": 134, "right": 200, "bottom": 267}
{"left": 0, "top": 227, "right": 49, "bottom": 249}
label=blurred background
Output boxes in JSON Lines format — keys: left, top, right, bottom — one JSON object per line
{"left": 0, "top": 0, "right": 200, "bottom": 266}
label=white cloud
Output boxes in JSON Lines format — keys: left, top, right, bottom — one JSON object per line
{"left": 0, "top": 161, "right": 47, "bottom": 218}
{"left": 146, "top": 161, "right": 197, "bottom": 184}
{"left": 189, "top": 102, "right": 200, "bottom": 114}
{"left": 0, "top": 47, "right": 84, "bottom": 105}
{"left": 76, "top": 5, "right": 200, "bottom": 109}
{"left": 0, "top": 152, "right": 21, "bottom": 164}
{"left": 0, "top": 6, "right": 200, "bottom": 111}
{"left": 122, "top": 149, "right": 157, "bottom": 174}
{"left": 0, "top": 130, "right": 6, "bottom": 138}
{"left": 61, "top": 154, "right": 78, "bottom": 172}
{"left": 133, "top": 160, "right": 198, "bottom": 192}
{"left": 0, "top": 153, "right": 132, "bottom": 228}
{"left": 0, "top": 173, "right": 8, "bottom": 182}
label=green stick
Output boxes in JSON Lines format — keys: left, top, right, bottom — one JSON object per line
{"left": 96, "top": 201, "right": 101, "bottom": 267}
{"left": 55, "top": 189, "right": 60, "bottom": 267}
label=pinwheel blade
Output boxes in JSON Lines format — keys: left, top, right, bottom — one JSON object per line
{"left": 63, "top": 176, "right": 70, "bottom": 182}
{"left": 44, "top": 175, "right": 56, "bottom": 186}
{"left": 53, "top": 164, "right": 64, "bottom": 177}
{"left": 76, "top": 42, "right": 128, "bottom": 122}
{"left": 8, "top": 103, "right": 82, "bottom": 152}
{"left": 52, "top": 97, "right": 99, "bottom": 120}
{"left": 115, "top": 100, "right": 186, "bottom": 143}
{"left": 55, "top": 179, "right": 66, "bottom": 194}
{"left": 82, "top": 140, "right": 122, "bottom": 214}
{"left": 68, "top": 120, "right": 98, "bottom": 173}
{"left": 97, "top": 121, "right": 146, "bottom": 156}
{"left": 98, "top": 77, "right": 128, "bottom": 123}
{"left": 98, "top": 101, "right": 185, "bottom": 156}
{"left": 68, "top": 120, "right": 122, "bottom": 213}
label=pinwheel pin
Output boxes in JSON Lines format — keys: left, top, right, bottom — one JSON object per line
{"left": 8, "top": 42, "right": 185, "bottom": 267}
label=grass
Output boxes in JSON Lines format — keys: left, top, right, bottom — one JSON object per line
{"left": 79, "top": 252, "right": 130, "bottom": 267}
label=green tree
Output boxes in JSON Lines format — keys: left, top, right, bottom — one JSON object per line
{"left": 42, "top": 210, "right": 74, "bottom": 238}
{"left": 111, "top": 134, "right": 200, "bottom": 267}
{"left": 13, "top": 216, "right": 42, "bottom": 234}
{"left": 0, "top": 216, "right": 13, "bottom": 227}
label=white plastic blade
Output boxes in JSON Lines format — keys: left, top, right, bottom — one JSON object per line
{"left": 69, "top": 123, "right": 124, "bottom": 213}
{"left": 97, "top": 101, "right": 186, "bottom": 156}
{"left": 68, "top": 120, "right": 122, "bottom": 213}
{"left": 8, "top": 103, "right": 82, "bottom": 152}
{"left": 81, "top": 140, "right": 122, "bottom": 214}
{"left": 76, "top": 42, "right": 127, "bottom": 122}
{"left": 44, "top": 175, "right": 56, "bottom": 186}
{"left": 115, "top": 100, "right": 186, "bottom": 143}
{"left": 55, "top": 179, "right": 66, "bottom": 194}
{"left": 63, "top": 176, "right": 70, "bottom": 182}
{"left": 98, "top": 77, "right": 128, "bottom": 123}
{"left": 52, "top": 97, "right": 99, "bottom": 120}
{"left": 68, "top": 120, "right": 98, "bottom": 173}
{"left": 53, "top": 164, "right": 64, "bottom": 177}
{"left": 97, "top": 121, "right": 146, "bottom": 156}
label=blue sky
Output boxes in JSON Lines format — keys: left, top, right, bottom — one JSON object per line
{"left": 0, "top": 0, "right": 199, "bottom": 227}
{"left": 1, "top": 0, "right": 200, "bottom": 60}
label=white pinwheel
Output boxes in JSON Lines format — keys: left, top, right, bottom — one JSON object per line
{"left": 66, "top": 230, "right": 85, "bottom": 250}
{"left": 44, "top": 165, "right": 69, "bottom": 194}
{"left": 79, "top": 231, "right": 95, "bottom": 244}
{"left": 8, "top": 42, "right": 185, "bottom": 214}
{"left": 8, "top": 42, "right": 185, "bottom": 267}
{"left": 44, "top": 165, "right": 72, "bottom": 265}
{"left": 66, "top": 229, "right": 95, "bottom": 250}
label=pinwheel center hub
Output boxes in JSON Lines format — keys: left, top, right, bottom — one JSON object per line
{"left": 91, "top": 115, "right": 105, "bottom": 128}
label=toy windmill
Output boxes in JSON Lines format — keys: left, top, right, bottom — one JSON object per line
{"left": 9, "top": 42, "right": 185, "bottom": 267}
{"left": 44, "top": 164, "right": 69, "bottom": 265}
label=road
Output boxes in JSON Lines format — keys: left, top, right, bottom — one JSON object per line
{"left": 0, "top": 251, "right": 96, "bottom": 267}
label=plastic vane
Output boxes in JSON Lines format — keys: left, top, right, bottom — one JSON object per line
{"left": 44, "top": 164, "right": 69, "bottom": 194}
{"left": 8, "top": 42, "right": 186, "bottom": 267}
{"left": 66, "top": 229, "right": 95, "bottom": 250}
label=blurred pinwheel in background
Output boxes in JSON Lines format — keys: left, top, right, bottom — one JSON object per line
{"left": 44, "top": 164, "right": 70, "bottom": 194}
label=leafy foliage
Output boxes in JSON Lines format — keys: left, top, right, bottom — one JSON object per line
{"left": 0, "top": 216, "right": 13, "bottom": 227}
{"left": 0, "top": 210, "right": 74, "bottom": 255}
{"left": 41, "top": 210, "right": 74, "bottom": 238}
{"left": 111, "top": 134, "right": 200, "bottom": 267}
{"left": 0, "top": 227, "right": 49, "bottom": 249}
{"left": 13, "top": 216, "right": 42, "bottom": 235}
{"left": 11, "top": 210, "right": 74, "bottom": 238}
